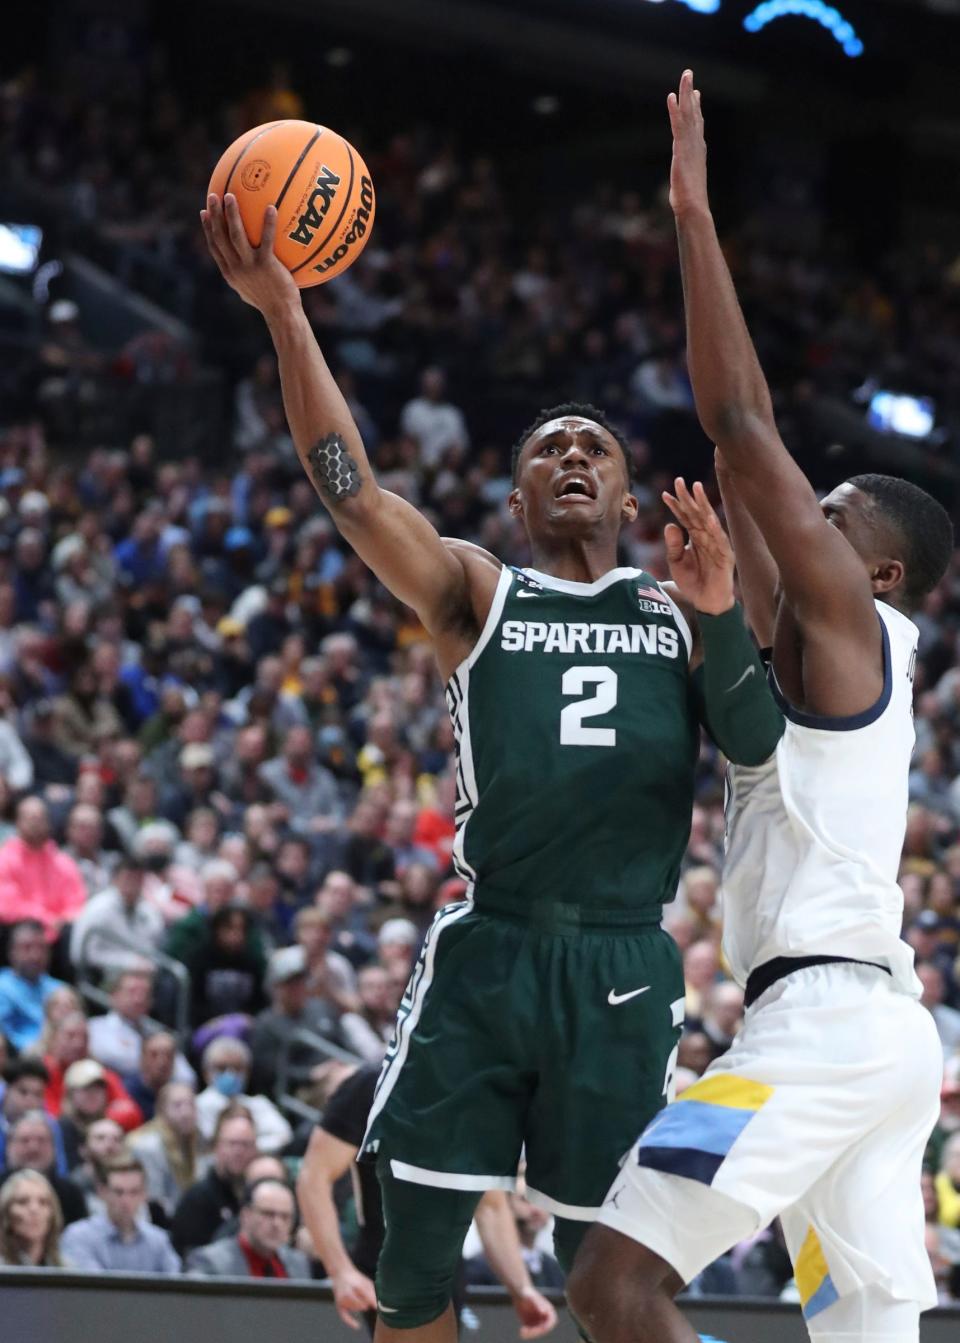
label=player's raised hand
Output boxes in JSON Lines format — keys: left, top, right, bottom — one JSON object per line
{"left": 667, "top": 69, "right": 709, "bottom": 218}
{"left": 511, "top": 1285, "right": 558, "bottom": 1339}
{"left": 663, "top": 477, "right": 735, "bottom": 615}
{"left": 200, "top": 194, "right": 301, "bottom": 321}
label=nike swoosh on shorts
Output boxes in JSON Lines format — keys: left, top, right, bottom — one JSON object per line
{"left": 607, "top": 986, "right": 651, "bottom": 1005}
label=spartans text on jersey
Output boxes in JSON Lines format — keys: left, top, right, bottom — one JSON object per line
{"left": 500, "top": 620, "right": 681, "bottom": 658}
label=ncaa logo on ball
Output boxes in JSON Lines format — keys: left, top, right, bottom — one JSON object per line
{"left": 312, "top": 174, "right": 375, "bottom": 276}
{"left": 240, "top": 159, "right": 271, "bottom": 192}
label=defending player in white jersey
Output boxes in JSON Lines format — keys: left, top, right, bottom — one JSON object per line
{"left": 567, "top": 71, "right": 955, "bottom": 1343}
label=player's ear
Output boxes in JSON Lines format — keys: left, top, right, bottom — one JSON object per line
{"left": 870, "top": 556, "right": 904, "bottom": 596}
{"left": 508, "top": 487, "right": 523, "bottom": 518}
{"left": 621, "top": 492, "right": 639, "bottom": 523}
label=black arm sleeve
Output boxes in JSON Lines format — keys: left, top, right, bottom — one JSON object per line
{"left": 690, "top": 603, "right": 784, "bottom": 766}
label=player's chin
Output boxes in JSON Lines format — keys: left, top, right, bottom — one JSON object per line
{"left": 547, "top": 497, "right": 603, "bottom": 524}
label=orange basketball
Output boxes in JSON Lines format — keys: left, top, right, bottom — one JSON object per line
{"left": 207, "top": 120, "right": 376, "bottom": 288}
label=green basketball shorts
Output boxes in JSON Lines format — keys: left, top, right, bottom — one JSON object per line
{"left": 361, "top": 900, "right": 684, "bottom": 1223}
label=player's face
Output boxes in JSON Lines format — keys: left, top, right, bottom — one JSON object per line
{"left": 510, "top": 418, "right": 637, "bottom": 540}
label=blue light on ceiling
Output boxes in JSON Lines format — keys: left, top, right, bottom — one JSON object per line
{"left": 640, "top": 0, "right": 722, "bottom": 12}
{"left": 743, "top": 0, "right": 865, "bottom": 56}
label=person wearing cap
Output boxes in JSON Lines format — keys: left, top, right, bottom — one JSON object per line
{"left": 0, "top": 797, "right": 87, "bottom": 942}
{"left": 161, "top": 741, "right": 218, "bottom": 831}
{"left": 68, "top": 856, "right": 164, "bottom": 977}
{"left": 59, "top": 1059, "right": 131, "bottom": 1171}
{"left": 250, "top": 945, "right": 347, "bottom": 1095}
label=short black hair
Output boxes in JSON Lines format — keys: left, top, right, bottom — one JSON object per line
{"left": 847, "top": 474, "right": 954, "bottom": 609}
{"left": 2, "top": 1057, "right": 50, "bottom": 1087}
{"left": 511, "top": 402, "right": 633, "bottom": 484}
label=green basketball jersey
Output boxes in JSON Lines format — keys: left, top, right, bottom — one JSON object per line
{"left": 445, "top": 564, "right": 699, "bottom": 921}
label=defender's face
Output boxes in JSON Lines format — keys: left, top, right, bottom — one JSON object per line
{"left": 511, "top": 418, "right": 636, "bottom": 536}
{"left": 819, "top": 483, "right": 875, "bottom": 567}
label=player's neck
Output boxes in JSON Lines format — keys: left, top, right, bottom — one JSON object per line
{"left": 527, "top": 538, "right": 621, "bottom": 584}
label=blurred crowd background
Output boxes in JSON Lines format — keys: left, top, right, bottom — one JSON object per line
{"left": 1, "top": 0, "right": 960, "bottom": 1313}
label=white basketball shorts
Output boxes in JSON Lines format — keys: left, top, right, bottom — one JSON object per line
{"left": 598, "top": 962, "right": 942, "bottom": 1325}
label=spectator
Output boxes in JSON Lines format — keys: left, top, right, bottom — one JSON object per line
{"left": 0, "top": 1059, "right": 67, "bottom": 1173}
{"left": 70, "top": 1116, "right": 126, "bottom": 1206}
{"left": 381, "top": 799, "right": 439, "bottom": 877}
{"left": 0, "top": 716, "right": 34, "bottom": 793}
{"left": 69, "top": 863, "right": 165, "bottom": 978}
{"left": 295, "top": 908, "right": 359, "bottom": 1013}
{"left": 51, "top": 664, "right": 125, "bottom": 761}
{"left": 314, "top": 869, "right": 376, "bottom": 967}
{"left": 340, "top": 795, "right": 396, "bottom": 892}
{"left": 0, "top": 797, "right": 87, "bottom": 941}
{"left": 42, "top": 1016, "right": 137, "bottom": 1119}
{"left": 918, "top": 961, "right": 960, "bottom": 1057}
{"left": 129, "top": 1082, "right": 201, "bottom": 1217}
{"left": 339, "top": 965, "right": 396, "bottom": 1064}
{"left": 21, "top": 701, "right": 76, "bottom": 790}
{"left": 0, "top": 1169, "right": 66, "bottom": 1267}
{"left": 169, "top": 1106, "right": 257, "bottom": 1258}
{"left": 25, "top": 986, "right": 82, "bottom": 1061}
{"left": 63, "top": 803, "right": 114, "bottom": 898}
{"left": 376, "top": 918, "right": 419, "bottom": 980}
{"left": 682, "top": 940, "right": 720, "bottom": 1029}
{"left": 938, "top": 1132, "right": 960, "bottom": 1229}
{"left": 61, "top": 1156, "right": 180, "bottom": 1272}
{"left": 257, "top": 725, "right": 343, "bottom": 835}
{"left": 0, "top": 920, "right": 67, "bottom": 1052}
{"left": 86, "top": 971, "right": 194, "bottom": 1087}
{"left": 165, "top": 859, "right": 257, "bottom": 965}
{"left": 185, "top": 906, "right": 267, "bottom": 1026}
{"left": 701, "top": 983, "right": 745, "bottom": 1060}
{"left": 185, "top": 1177, "right": 311, "bottom": 1278}
{"left": 0, "top": 1111, "right": 87, "bottom": 1224}
{"left": 250, "top": 946, "right": 347, "bottom": 1095}
{"left": 399, "top": 367, "right": 469, "bottom": 470}
{"left": 59, "top": 1060, "right": 124, "bottom": 1170}
{"left": 124, "top": 1032, "right": 194, "bottom": 1121}
{"left": 194, "top": 1038, "right": 292, "bottom": 1153}
{"left": 106, "top": 773, "right": 160, "bottom": 855}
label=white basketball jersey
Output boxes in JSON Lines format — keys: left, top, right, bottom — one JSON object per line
{"left": 721, "top": 601, "right": 920, "bottom": 996}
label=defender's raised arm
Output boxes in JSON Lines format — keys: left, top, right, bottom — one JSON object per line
{"left": 666, "top": 74, "right": 877, "bottom": 640}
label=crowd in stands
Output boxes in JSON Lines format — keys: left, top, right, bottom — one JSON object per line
{"left": 1, "top": 24, "right": 960, "bottom": 1312}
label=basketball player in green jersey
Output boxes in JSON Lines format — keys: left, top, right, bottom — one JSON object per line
{"left": 201, "top": 193, "right": 783, "bottom": 1342}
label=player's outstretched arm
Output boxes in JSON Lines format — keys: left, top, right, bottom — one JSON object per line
{"left": 666, "top": 73, "right": 877, "bottom": 646}
{"left": 714, "top": 450, "right": 778, "bottom": 649}
{"left": 201, "top": 195, "right": 491, "bottom": 647}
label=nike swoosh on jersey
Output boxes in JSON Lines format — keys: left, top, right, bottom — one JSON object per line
{"left": 607, "top": 986, "right": 651, "bottom": 1005}
{"left": 378, "top": 1304, "right": 400, "bottom": 1314}
{"left": 517, "top": 590, "right": 540, "bottom": 598}
{"left": 725, "top": 664, "right": 756, "bottom": 693}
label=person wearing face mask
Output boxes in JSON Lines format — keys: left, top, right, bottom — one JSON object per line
{"left": 68, "top": 857, "right": 164, "bottom": 976}
{"left": 194, "top": 1038, "right": 292, "bottom": 1154}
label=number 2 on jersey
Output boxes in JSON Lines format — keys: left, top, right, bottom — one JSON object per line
{"left": 560, "top": 665, "right": 618, "bottom": 747}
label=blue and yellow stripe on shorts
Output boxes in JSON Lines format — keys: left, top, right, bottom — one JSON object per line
{"left": 635, "top": 1073, "right": 773, "bottom": 1184}
{"left": 795, "top": 1225, "right": 839, "bottom": 1321}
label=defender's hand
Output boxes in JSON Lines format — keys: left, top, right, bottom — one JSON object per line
{"left": 667, "top": 69, "right": 709, "bottom": 218}
{"left": 511, "top": 1286, "right": 558, "bottom": 1340}
{"left": 201, "top": 194, "right": 301, "bottom": 321}
{"left": 663, "top": 478, "right": 735, "bottom": 616}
